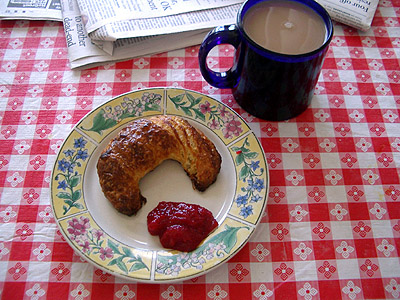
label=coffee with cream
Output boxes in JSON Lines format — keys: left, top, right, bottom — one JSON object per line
{"left": 243, "top": 0, "right": 327, "bottom": 55}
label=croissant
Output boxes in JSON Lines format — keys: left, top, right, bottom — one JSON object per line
{"left": 97, "top": 115, "right": 222, "bottom": 216}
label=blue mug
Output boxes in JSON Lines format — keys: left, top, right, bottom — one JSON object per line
{"left": 198, "top": 0, "right": 333, "bottom": 121}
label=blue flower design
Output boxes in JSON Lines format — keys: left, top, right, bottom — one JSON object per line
{"left": 58, "top": 158, "right": 73, "bottom": 173}
{"left": 235, "top": 194, "right": 248, "bottom": 206}
{"left": 250, "top": 160, "right": 260, "bottom": 171}
{"left": 63, "top": 149, "right": 75, "bottom": 157}
{"left": 239, "top": 205, "right": 253, "bottom": 218}
{"left": 247, "top": 178, "right": 255, "bottom": 190}
{"left": 76, "top": 149, "right": 88, "bottom": 161}
{"left": 250, "top": 194, "right": 262, "bottom": 203}
{"left": 74, "top": 137, "right": 87, "bottom": 149}
{"left": 232, "top": 137, "right": 265, "bottom": 219}
{"left": 56, "top": 136, "right": 90, "bottom": 215}
{"left": 247, "top": 178, "right": 265, "bottom": 193}
{"left": 254, "top": 178, "right": 265, "bottom": 192}
{"left": 57, "top": 180, "right": 68, "bottom": 190}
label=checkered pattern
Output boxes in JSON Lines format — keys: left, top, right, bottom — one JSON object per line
{"left": 0, "top": 1, "right": 399, "bottom": 298}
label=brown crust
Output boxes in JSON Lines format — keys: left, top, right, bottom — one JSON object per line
{"left": 96, "top": 115, "right": 222, "bottom": 216}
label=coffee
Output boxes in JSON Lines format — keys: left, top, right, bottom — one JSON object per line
{"left": 243, "top": 0, "right": 326, "bottom": 55}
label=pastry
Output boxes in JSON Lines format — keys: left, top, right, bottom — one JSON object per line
{"left": 97, "top": 115, "right": 222, "bottom": 215}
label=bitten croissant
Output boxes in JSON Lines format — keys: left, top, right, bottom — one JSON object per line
{"left": 96, "top": 115, "right": 222, "bottom": 216}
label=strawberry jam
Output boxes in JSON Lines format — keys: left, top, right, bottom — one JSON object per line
{"left": 147, "top": 201, "right": 218, "bottom": 252}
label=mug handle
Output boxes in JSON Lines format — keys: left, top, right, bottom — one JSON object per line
{"left": 198, "top": 25, "right": 241, "bottom": 89}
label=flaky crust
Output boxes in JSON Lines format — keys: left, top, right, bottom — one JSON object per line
{"left": 97, "top": 115, "right": 222, "bottom": 216}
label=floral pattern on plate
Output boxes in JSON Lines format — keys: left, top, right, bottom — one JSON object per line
{"left": 229, "top": 134, "right": 268, "bottom": 224}
{"left": 165, "top": 89, "right": 249, "bottom": 144}
{"left": 51, "top": 131, "right": 96, "bottom": 218}
{"left": 77, "top": 88, "right": 164, "bottom": 143}
{"left": 59, "top": 212, "right": 152, "bottom": 280}
{"left": 51, "top": 88, "right": 268, "bottom": 282}
{"left": 154, "top": 218, "right": 253, "bottom": 280}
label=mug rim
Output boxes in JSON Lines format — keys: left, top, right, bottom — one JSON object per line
{"left": 237, "top": 0, "right": 334, "bottom": 59}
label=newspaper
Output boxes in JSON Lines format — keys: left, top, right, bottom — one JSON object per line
{"left": 61, "top": 0, "right": 242, "bottom": 69}
{"left": 0, "top": 0, "right": 62, "bottom": 21}
{"left": 77, "top": 0, "right": 243, "bottom": 34}
{"left": 315, "top": 0, "right": 380, "bottom": 31}
{"left": 0, "top": 0, "right": 380, "bottom": 70}
{"left": 63, "top": 8, "right": 213, "bottom": 69}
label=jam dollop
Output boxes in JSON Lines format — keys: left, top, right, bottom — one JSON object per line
{"left": 147, "top": 201, "right": 218, "bottom": 252}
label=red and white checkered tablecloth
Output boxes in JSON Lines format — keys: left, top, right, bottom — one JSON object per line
{"left": 0, "top": 0, "right": 399, "bottom": 298}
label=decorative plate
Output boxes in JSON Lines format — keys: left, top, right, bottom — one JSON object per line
{"left": 51, "top": 88, "right": 269, "bottom": 282}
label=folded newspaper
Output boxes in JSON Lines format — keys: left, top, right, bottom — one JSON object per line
{"left": 61, "top": 0, "right": 242, "bottom": 69}
{"left": 0, "top": 0, "right": 380, "bottom": 70}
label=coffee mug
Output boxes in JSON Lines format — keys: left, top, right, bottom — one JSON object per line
{"left": 198, "top": 0, "right": 333, "bottom": 121}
